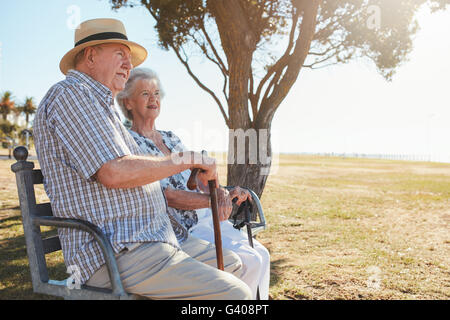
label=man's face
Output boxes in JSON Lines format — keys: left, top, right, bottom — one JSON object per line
{"left": 89, "top": 43, "right": 132, "bottom": 96}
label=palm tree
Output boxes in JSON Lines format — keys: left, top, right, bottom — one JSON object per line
{"left": 0, "top": 119, "right": 18, "bottom": 158}
{"left": 0, "top": 91, "right": 16, "bottom": 121}
{"left": 17, "top": 97, "right": 37, "bottom": 128}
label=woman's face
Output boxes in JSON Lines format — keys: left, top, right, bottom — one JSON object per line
{"left": 126, "top": 78, "right": 161, "bottom": 122}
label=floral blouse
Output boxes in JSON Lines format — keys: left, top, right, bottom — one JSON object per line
{"left": 129, "top": 129, "right": 199, "bottom": 243}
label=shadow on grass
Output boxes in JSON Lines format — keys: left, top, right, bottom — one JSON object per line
{"left": 269, "top": 257, "right": 288, "bottom": 288}
{"left": 0, "top": 209, "right": 22, "bottom": 230}
{"left": 0, "top": 212, "right": 65, "bottom": 300}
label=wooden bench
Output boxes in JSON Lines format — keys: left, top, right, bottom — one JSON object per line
{"left": 10, "top": 146, "right": 266, "bottom": 300}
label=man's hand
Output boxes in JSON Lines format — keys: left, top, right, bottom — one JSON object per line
{"left": 193, "top": 152, "right": 219, "bottom": 188}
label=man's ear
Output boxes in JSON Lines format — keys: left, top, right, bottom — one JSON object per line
{"left": 85, "top": 47, "right": 96, "bottom": 68}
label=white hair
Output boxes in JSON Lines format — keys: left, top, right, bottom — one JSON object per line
{"left": 116, "top": 68, "right": 165, "bottom": 121}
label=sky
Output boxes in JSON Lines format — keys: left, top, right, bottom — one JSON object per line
{"left": 1, "top": 0, "right": 449, "bottom": 162}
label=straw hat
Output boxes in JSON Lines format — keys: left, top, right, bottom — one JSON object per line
{"left": 59, "top": 18, "right": 147, "bottom": 75}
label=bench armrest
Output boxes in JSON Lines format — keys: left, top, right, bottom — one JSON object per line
{"left": 32, "top": 216, "right": 127, "bottom": 297}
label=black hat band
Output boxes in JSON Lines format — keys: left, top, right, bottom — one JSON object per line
{"left": 75, "top": 32, "right": 128, "bottom": 47}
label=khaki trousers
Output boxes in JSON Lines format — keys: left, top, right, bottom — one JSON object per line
{"left": 86, "top": 236, "right": 252, "bottom": 300}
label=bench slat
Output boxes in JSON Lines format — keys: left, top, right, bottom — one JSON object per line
{"left": 36, "top": 203, "right": 53, "bottom": 217}
{"left": 32, "top": 170, "right": 44, "bottom": 185}
{"left": 42, "top": 236, "right": 61, "bottom": 254}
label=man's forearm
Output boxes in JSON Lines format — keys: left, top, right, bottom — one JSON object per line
{"left": 96, "top": 152, "right": 193, "bottom": 188}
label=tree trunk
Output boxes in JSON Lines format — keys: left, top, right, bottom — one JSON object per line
{"left": 227, "top": 121, "right": 272, "bottom": 199}
{"left": 225, "top": 1, "right": 319, "bottom": 201}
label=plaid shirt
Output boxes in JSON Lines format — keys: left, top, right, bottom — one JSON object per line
{"left": 33, "top": 70, "right": 179, "bottom": 284}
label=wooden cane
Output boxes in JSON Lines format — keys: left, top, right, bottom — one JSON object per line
{"left": 187, "top": 157, "right": 224, "bottom": 271}
{"left": 207, "top": 180, "right": 224, "bottom": 271}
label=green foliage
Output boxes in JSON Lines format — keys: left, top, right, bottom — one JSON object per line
{"left": 111, "top": 0, "right": 450, "bottom": 81}
{"left": 0, "top": 120, "right": 18, "bottom": 136}
{"left": 0, "top": 92, "right": 37, "bottom": 142}
{"left": 0, "top": 91, "right": 16, "bottom": 121}
{"left": 16, "top": 97, "right": 37, "bottom": 128}
{"left": 113, "top": 0, "right": 208, "bottom": 50}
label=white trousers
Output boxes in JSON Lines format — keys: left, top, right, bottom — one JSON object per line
{"left": 189, "top": 208, "right": 271, "bottom": 300}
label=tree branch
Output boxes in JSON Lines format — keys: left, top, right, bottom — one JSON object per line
{"left": 255, "top": 1, "right": 320, "bottom": 128}
{"left": 308, "top": 40, "right": 340, "bottom": 56}
{"left": 199, "top": 23, "right": 228, "bottom": 75}
{"left": 248, "top": 67, "right": 257, "bottom": 122}
{"left": 198, "top": 23, "right": 229, "bottom": 103}
{"left": 254, "top": 7, "right": 300, "bottom": 109}
{"left": 171, "top": 43, "right": 230, "bottom": 126}
{"left": 144, "top": 3, "right": 230, "bottom": 126}
{"left": 303, "top": 61, "right": 340, "bottom": 70}
{"left": 190, "top": 31, "right": 225, "bottom": 73}
{"left": 304, "top": 47, "right": 340, "bottom": 68}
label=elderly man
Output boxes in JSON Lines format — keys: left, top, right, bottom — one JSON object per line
{"left": 33, "top": 18, "right": 251, "bottom": 300}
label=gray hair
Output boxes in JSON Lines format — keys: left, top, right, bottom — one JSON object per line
{"left": 116, "top": 68, "right": 165, "bottom": 121}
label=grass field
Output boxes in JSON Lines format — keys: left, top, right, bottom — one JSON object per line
{"left": 0, "top": 151, "right": 449, "bottom": 299}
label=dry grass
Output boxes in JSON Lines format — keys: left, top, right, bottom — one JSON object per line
{"left": 0, "top": 151, "right": 63, "bottom": 299}
{"left": 0, "top": 152, "right": 449, "bottom": 299}
{"left": 257, "top": 155, "right": 450, "bottom": 300}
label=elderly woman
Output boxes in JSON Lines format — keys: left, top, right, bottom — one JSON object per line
{"left": 116, "top": 68, "right": 270, "bottom": 300}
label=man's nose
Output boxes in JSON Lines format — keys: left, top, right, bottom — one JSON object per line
{"left": 122, "top": 56, "right": 132, "bottom": 70}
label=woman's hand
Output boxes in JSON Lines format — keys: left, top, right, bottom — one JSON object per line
{"left": 228, "top": 186, "right": 252, "bottom": 206}
{"left": 216, "top": 187, "right": 233, "bottom": 221}
{"left": 214, "top": 187, "right": 251, "bottom": 221}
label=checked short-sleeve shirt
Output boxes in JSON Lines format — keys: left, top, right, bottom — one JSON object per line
{"left": 33, "top": 70, "right": 179, "bottom": 284}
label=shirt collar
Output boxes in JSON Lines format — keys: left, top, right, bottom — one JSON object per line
{"left": 66, "top": 69, "right": 113, "bottom": 104}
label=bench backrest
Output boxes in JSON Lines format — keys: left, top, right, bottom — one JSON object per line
{"left": 10, "top": 147, "right": 61, "bottom": 289}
